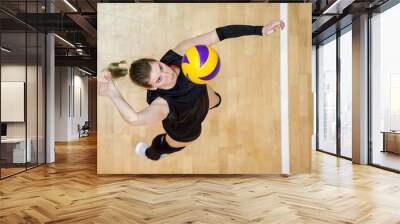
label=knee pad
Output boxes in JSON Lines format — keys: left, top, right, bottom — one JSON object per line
{"left": 152, "top": 134, "right": 165, "bottom": 149}
{"left": 145, "top": 134, "right": 185, "bottom": 160}
{"left": 159, "top": 134, "right": 185, "bottom": 154}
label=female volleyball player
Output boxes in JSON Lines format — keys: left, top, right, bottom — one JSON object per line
{"left": 98, "top": 20, "right": 285, "bottom": 161}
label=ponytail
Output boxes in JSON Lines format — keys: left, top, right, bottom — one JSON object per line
{"left": 107, "top": 60, "right": 129, "bottom": 79}
{"left": 106, "top": 58, "right": 156, "bottom": 89}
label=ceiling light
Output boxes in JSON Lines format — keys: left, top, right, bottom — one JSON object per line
{"left": 63, "top": 0, "right": 78, "bottom": 12}
{"left": 54, "top": 34, "right": 75, "bottom": 48}
{"left": 1, "top": 47, "right": 11, "bottom": 53}
{"left": 322, "top": 0, "right": 355, "bottom": 15}
{"left": 78, "top": 67, "right": 93, "bottom": 76}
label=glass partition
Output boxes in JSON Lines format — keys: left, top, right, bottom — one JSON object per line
{"left": 339, "top": 29, "right": 352, "bottom": 158}
{"left": 1, "top": 31, "right": 28, "bottom": 178}
{"left": 371, "top": 3, "right": 400, "bottom": 171}
{"left": 317, "top": 36, "right": 337, "bottom": 154}
{"left": 0, "top": 1, "right": 46, "bottom": 179}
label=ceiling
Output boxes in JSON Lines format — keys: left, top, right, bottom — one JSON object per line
{"left": 0, "top": 0, "right": 393, "bottom": 74}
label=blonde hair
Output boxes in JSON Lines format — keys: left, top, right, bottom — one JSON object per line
{"left": 107, "top": 60, "right": 128, "bottom": 78}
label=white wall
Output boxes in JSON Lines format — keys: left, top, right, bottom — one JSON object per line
{"left": 55, "top": 67, "right": 69, "bottom": 141}
{"left": 71, "top": 72, "right": 89, "bottom": 138}
{"left": 1, "top": 65, "right": 35, "bottom": 137}
{"left": 54, "top": 67, "right": 89, "bottom": 141}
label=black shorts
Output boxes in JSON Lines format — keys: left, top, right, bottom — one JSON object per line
{"left": 164, "top": 92, "right": 221, "bottom": 142}
{"left": 166, "top": 125, "right": 202, "bottom": 142}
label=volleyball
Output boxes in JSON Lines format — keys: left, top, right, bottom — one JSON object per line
{"left": 181, "top": 45, "right": 221, "bottom": 84}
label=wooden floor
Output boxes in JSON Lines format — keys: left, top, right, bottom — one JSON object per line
{"left": 1, "top": 167, "right": 26, "bottom": 178}
{"left": 0, "top": 135, "right": 400, "bottom": 223}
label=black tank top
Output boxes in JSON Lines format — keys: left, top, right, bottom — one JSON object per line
{"left": 147, "top": 49, "right": 209, "bottom": 137}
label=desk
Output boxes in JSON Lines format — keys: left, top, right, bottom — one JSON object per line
{"left": 382, "top": 131, "right": 400, "bottom": 154}
{"left": 1, "top": 138, "right": 31, "bottom": 163}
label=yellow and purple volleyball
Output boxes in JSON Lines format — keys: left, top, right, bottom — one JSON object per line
{"left": 181, "top": 45, "right": 221, "bottom": 84}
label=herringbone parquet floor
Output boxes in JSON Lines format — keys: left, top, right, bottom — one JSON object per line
{"left": 1, "top": 135, "right": 400, "bottom": 224}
